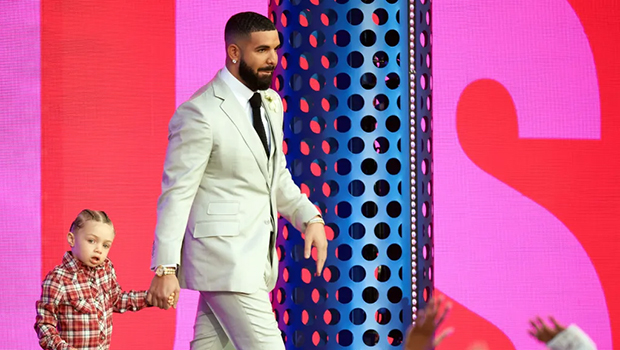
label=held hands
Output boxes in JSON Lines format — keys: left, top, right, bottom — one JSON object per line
{"left": 304, "top": 218, "right": 328, "bottom": 277}
{"left": 147, "top": 275, "right": 180, "bottom": 310}
{"left": 528, "top": 316, "right": 566, "bottom": 343}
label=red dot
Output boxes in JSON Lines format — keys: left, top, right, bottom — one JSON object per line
{"left": 302, "top": 310, "right": 309, "bottom": 324}
{"left": 310, "top": 119, "right": 321, "bottom": 133}
{"left": 282, "top": 225, "right": 289, "bottom": 240}
{"left": 282, "top": 14, "right": 288, "bottom": 27}
{"left": 282, "top": 140, "right": 288, "bottom": 155}
{"left": 310, "top": 162, "right": 322, "bottom": 176}
{"left": 312, "top": 288, "right": 320, "bottom": 303}
{"left": 281, "top": 55, "right": 288, "bottom": 69}
{"left": 321, "top": 98, "right": 330, "bottom": 111}
{"left": 300, "top": 183, "right": 310, "bottom": 197}
{"left": 322, "top": 182, "right": 331, "bottom": 197}
{"left": 324, "top": 225, "right": 334, "bottom": 241}
{"left": 282, "top": 98, "right": 288, "bottom": 112}
{"left": 277, "top": 246, "right": 283, "bottom": 261}
{"left": 300, "top": 14, "right": 308, "bottom": 27}
{"left": 284, "top": 310, "right": 290, "bottom": 324}
{"left": 302, "top": 268, "right": 312, "bottom": 283}
{"left": 322, "top": 140, "right": 330, "bottom": 154}
{"left": 300, "top": 56, "right": 309, "bottom": 70}
{"left": 321, "top": 56, "right": 329, "bottom": 69}
{"left": 310, "top": 78, "right": 320, "bottom": 91}
{"left": 283, "top": 268, "right": 289, "bottom": 282}
{"left": 300, "top": 99, "right": 309, "bottom": 113}
{"left": 310, "top": 36, "right": 317, "bottom": 47}
{"left": 323, "top": 267, "right": 332, "bottom": 282}
{"left": 372, "top": 13, "right": 379, "bottom": 25}
{"left": 321, "top": 14, "right": 329, "bottom": 26}
{"left": 313, "top": 331, "right": 321, "bottom": 346}
{"left": 300, "top": 141, "right": 310, "bottom": 155}
{"left": 323, "top": 310, "right": 332, "bottom": 324}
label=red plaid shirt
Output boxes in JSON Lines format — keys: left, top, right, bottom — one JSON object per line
{"left": 35, "top": 252, "right": 149, "bottom": 350}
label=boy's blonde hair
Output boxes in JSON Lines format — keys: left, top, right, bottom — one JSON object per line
{"left": 69, "top": 209, "right": 114, "bottom": 234}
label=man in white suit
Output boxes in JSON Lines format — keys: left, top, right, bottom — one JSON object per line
{"left": 146, "top": 12, "right": 328, "bottom": 350}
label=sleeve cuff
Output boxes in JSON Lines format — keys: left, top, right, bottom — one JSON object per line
{"left": 547, "top": 324, "right": 597, "bottom": 350}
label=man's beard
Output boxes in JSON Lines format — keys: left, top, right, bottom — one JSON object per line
{"left": 239, "top": 59, "right": 274, "bottom": 91}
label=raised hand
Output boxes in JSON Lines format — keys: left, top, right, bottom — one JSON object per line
{"left": 404, "top": 296, "right": 454, "bottom": 350}
{"left": 528, "top": 316, "right": 566, "bottom": 343}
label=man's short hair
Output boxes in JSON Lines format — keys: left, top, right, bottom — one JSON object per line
{"left": 225, "top": 12, "right": 276, "bottom": 44}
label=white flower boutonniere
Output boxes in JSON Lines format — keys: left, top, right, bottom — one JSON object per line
{"left": 265, "top": 94, "right": 278, "bottom": 114}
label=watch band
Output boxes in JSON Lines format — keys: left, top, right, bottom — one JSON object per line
{"left": 307, "top": 216, "right": 325, "bottom": 226}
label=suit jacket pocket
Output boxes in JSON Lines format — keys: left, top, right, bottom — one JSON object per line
{"left": 193, "top": 220, "right": 240, "bottom": 238}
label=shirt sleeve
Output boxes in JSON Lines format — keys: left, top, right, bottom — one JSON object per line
{"left": 108, "top": 264, "right": 149, "bottom": 313}
{"left": 547, "top": 324, "right": 597, "bottom": 350}
{"left": 34, "top": 271, "right": 71, "bottom": 350}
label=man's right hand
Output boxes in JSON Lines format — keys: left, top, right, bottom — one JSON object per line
{"left": 147, "top": 275, "right": 180, "bottom": 310}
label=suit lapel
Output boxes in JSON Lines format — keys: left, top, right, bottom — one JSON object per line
{"left": 261, "top": 91, "right": 280, "bottom": 187}
{"left": 261, "top": 92, "right": 278, "bottom": 157}
{"left": 212, "top": 77, "right": 269, "bottom": 181}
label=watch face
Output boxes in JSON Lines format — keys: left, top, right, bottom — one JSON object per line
{"left": 156, "top": 266, "right": 163, "bottom": 276}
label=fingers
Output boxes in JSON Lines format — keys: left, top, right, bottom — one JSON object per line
{"left": 149, "top": 276, "right": 179, "bottom": 310}
{"left": 146, "top": 291, "right": 153, "bottom": 306}
{"left": 435, "top": 301, "right": 453, "bottom": 327}
{"left": 549, "top": 316, "right": 564, "bottom": 331}
{"left": 315, "top": 241, "right": 327, "bottom": 276}
{"left": 304, "top": 234, "right": 313, "bottom": 259}
{"left": 433, "top": 327, "right": 455, "bottom": 347}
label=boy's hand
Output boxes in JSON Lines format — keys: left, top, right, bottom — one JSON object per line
{"left": 167, "top": 292, "right": 177, "bottom": 307}
{"left": 148, "top": 275, "right": 180, "bottom": 310}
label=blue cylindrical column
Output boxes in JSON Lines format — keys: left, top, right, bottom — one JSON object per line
{"left": 268, "top": 0, "right": 430, "bottom": 348}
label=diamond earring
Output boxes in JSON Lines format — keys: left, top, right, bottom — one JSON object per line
{"left": 232, "top": 59, "right": 237, "bottom": 64}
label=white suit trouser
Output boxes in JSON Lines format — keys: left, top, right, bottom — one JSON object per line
{"left": 190, "top": 283, "right": 284, "bottom": 350}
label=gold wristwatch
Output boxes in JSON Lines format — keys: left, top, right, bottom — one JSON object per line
{"left": 155, "top": 265, "right": 176, "bottom": 277}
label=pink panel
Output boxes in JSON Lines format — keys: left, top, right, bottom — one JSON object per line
{"left": 434, "top": 0, "right": 610, "bottom": 349}
{"left": 442, "top": 0, "right": 600, "bottom": 140}
{"left": 174, "top": 1, "right": 268, "bottom": 348}
{"left": 0, "top": 0, "right": 41, "bottom": 347}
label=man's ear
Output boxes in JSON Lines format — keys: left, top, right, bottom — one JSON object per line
{"left": 67, "top": 232, "right": 75, "bottom": 247}
{"left": 227, "top": 43, "right": 241, "bottom": 63}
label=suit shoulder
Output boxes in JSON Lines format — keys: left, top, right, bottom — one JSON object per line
{"left": 187, "top": 81, "right": 216, "bottom": 103}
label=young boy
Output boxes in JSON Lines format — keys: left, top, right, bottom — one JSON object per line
{"left": 34, "top": 209, "right": 174, "bottom": 350}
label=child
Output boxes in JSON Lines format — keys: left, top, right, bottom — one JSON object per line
{"left": 34, "top": 209, "right": 175, "bottom": 350}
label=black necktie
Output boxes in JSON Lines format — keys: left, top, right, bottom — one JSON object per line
{"left": 249, "top": 93, "right": 269, "bottom": 158}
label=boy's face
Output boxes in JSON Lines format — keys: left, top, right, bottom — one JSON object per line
{"left": 67, "top": 220, "right": 115, "bottom": 267}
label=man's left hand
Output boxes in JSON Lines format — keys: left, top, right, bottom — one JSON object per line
{"left": 304, "top": 222, "right": 328, "bottom": 276}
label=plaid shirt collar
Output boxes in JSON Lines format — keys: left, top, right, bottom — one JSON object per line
{"left": 61, "top": 251, "right": 107, "bottom": 274}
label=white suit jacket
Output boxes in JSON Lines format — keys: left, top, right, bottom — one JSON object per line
{"left": 151, "top": 71, "right": 319, "bottom": 293}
